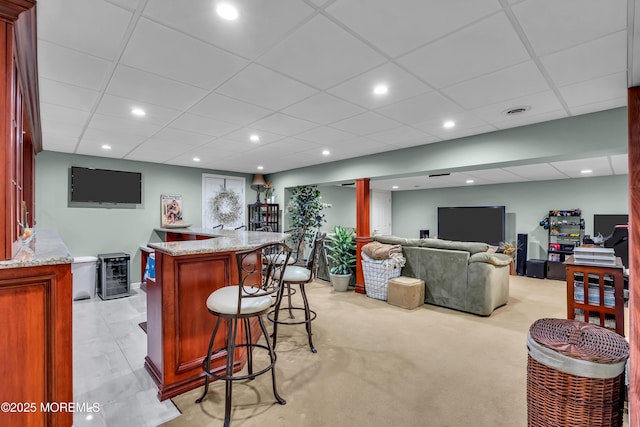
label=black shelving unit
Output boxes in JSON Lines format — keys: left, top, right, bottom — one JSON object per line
{"left": 543, "top": 209, "right": 584, "bottom": 280}
{"left": 97, "top": 252, "right": 131, "bottom": 300}
{"left": 248, "top": 203, "right": 280, "bottom": 231}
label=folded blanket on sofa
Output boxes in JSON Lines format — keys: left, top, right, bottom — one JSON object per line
{"left": 362, "top": 241, "right": 403, "bottom": 260}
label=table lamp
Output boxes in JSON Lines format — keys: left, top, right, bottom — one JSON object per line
{"left": 252, "top": 174, "right": 266, "bottom": 202}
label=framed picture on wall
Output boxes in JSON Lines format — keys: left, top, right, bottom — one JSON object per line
{"left": 161, "top": 194, "right": 186, "bottom": 227}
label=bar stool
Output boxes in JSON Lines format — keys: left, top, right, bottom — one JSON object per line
{"left": 269, "top": 233, "right": 325, "bottom": 353}
{"left": 195, "top": 242, "right": 292, "bottom": 427}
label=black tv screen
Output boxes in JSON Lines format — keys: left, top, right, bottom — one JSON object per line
{"left": 593, "top": 214, "right": 628, "bottom": 238}
{"left": 438, "top": 206, "right": 505, "bottom": 245}
{"left": 70, "top": 167, "right": 142, "bottom": 204}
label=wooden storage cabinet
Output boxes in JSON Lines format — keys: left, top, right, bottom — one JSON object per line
{"left": 248, "top": 203, "right": 280, "bottom": 231}
{"left": 565, "top": 256, "right": 625, "bottom": 336}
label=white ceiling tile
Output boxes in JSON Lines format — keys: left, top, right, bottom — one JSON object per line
{"left": 41, "top": 119, "right": 84, "bottom": 139}
{"left": 559, "top": 72, "right": 627, "bottom": 110}
{"left": 367, "top": 126, "right": 433, "bottom": 146}
{"left": 398, "top": 12, "right": 530, "bottom": 88}
{"left": 331, "top": 112, "right": 402, "bottom": 135}
{"left": 465, "top": 168, "right": 527, "bottom": 183}
{"left": 386, "top": 136, "right": 441, "bottom": 149}
{"left": 76, "top": 141, "right": 136, "bottom": 158}
{"left": 142, "top": 0, "right": 315, "bottom": 59}
{"left": 95, "top": 94, "right": 182, "bottom": 126}
{"left": 503, "top": 163, "right": 569, "bottom": 180}
{"left": 188, "top": 93, "right": 273, "bottom": 125}
{"left": 202, "top": 138, "right": 256, "bottom": 154}
{"left": 550, "top": 157, "right": 613, "bottom": 178}
{"left": 37, "top": 41, "right": 111, "bottom": 90}
{"left": 541, "top": 32, "right": 627, "bottom": 88}
{"left": 430, "top": 124, "right": 497, "bottom": 141}
{"left": 376, "top": 92, "right": 464, "bottom": 125}
{"left": 295, "top": 126, "right": 357, "bottom": 144}
{"left": 258, "top": 15, "right": 387, "bottom": 89}
{"left": 39, "top": 79, "right": 100, "bottom": 111}
{"left": 512, "top": 0, "right": 627, "bottom": 56}
{"left": 124, "top": 138, "right": 189, "bottom": 163}
{"left": 223, "top": 128, "right": 284, "bottom": 145}
{"left": 327, "top": 62, "right": 432, "bottom": 109}
{"left": 38, "top": 0, "right": 133, "bottom": 60}
{"left": 442, "top": 61, "right": 550, "bottom": 109}
{"left": 413, "top": 112, "right": 490, "bottom": 136}
{"left": 610, "top": 154, "right": 628, "bottom": 175}
{"left": 569, "top": 97, "right": 627, "bottom": 117}
{"left": 81, "top": 127, "right": 147, "bottom": 148}
{"left": 106, "top": 0, "right": 138, "bottom": 11}
{"left": 281, "top": 93, "right": 366, "bottom": 125}
{"left": 40, "top": 104, "right": 91, "bottom": 127}
{"left": 41, "top": 135, "right": 79, "bottom": 153}
{"left": 338, "top": 137, "right": 397, "bottom": 156}
{"left": 120, "top": 18, "right": 249, "bottom": 90}
{"left": 169, "top": 113, "right": 241, "bottom": 137}
{"left": 250, "top": 137, "right": 322, "bottom": 157}
{"left": 107, "top": 65, "right": 208, "bottom": 110}
{"left": 250, "top": 113, "right": 319, "bottom": 135}
{"left": 471, "top": 91, "right": 565, "bottom": 124}
{"left": 87, "top": 113, "right": 162, "bottom": 137}
{"left": 216, "top": 64, "right": 318, "bottom": 110}
{"left": 152, "top": 127, "right": 213, "bottom": 147}
{"left": 326, "top": 0, "right": 501, "bottom": 57}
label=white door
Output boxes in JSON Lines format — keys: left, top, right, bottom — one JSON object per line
{"left": 371, "top": 190, "right": 392, "bottom": 236}
{"left": 202, "top": 174, "right": 246, "bottom": 229}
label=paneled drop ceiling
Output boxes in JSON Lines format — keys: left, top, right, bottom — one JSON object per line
{"left": 37, "top": 0, "right": 632, "bottom": 190}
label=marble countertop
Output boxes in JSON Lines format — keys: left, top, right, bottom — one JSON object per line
{"left": 0, "top": 229, "right": 73, "bottom": 269}
{"left": 149, "top": 228, "right": 290, "bottom": 256}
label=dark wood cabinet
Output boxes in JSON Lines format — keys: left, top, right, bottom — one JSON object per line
{"left": 566, "top": 256, "right": 625, "bottom": 336}
{"left": 248, "top": 203, "right": 280, "bottom": 231}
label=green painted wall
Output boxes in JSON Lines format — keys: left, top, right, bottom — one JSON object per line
{"left": 392, "top": 175, "right": 628, "bottom": 258}
{"left": 35, "top": 151, "right": 253, "bottom": 282}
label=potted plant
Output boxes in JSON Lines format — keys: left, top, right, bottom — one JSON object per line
{"left": 326, "top": 226, "right": 356, "bottom": 292}
{"left": 287, "top": 185, "right": 330, "bottom": 260}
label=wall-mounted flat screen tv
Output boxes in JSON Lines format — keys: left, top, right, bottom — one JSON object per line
{"left": 437, "top": 206, "right": 505, "bottom": 245}
{"left": 70, "top": 166, "right": 142, "bottom": 204}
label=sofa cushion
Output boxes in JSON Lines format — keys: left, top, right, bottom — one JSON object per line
{"left": 469, "top": 252, "right": 513, "bottom": 266}
{"left": 374, "top": 235, "right": 489, "bottom": 255}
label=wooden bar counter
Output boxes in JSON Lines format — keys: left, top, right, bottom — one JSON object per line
{"left": 144, "top": 229, "right": 288, "bottom": 401}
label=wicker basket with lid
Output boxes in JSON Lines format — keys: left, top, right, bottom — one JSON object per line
{"left": 526, "top": 318, "right": 629, "bottom": 427}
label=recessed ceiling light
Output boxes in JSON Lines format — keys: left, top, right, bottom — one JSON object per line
{"left": 581, "top": 169, "right": 593, "bottom": 174}
{"left": 250, "top": 134, "right": 260, "bottom": 142}
{"left": 257, "top": 165, "right": 264, "bottom": 170}
{"left": 101, "top": 144, "right": 111, "bottom": 150}
{"left": 443, "top": 120, "right": 455, "bottom": 129}
{"left": 216, "top": 3, "right": 238, "bottom": 20}
{"left": 466, "top": 179, "right": 474, "bottom": 184}
{"left": 373, "top": 84, "right": 388, "bottom": 95}
{"left": 322, "top": 150, "right": 330, "bottom": 156}
{"left": 131, "top": 108, "right": 145, "bottom": 116}
{"left": 392, "top": 185, "right": 399, "bottom": 190}
{"left": 193, "top": 157, "right": 201, "bottom": 162}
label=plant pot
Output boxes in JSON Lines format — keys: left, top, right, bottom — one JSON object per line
{"left": 330, "top": 273, "right": 351, "bottom": 292}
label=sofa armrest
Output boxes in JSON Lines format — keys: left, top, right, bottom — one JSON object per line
{"left": 469, "top": 252, "right": 513, "bottom": 266}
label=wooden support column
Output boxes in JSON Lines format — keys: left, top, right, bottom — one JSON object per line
{"left": 355, "top": 178, "right": 371, "bottom": 294}
{"left": 628, "top": 87, "right": 640, "bottom": 425}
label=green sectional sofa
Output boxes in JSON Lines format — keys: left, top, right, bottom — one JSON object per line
{"left": 372, "top": 235, "right": 513, "bottom": 316}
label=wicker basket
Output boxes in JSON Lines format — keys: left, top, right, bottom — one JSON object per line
{"left": 362, "top": 252, "right": 404, "bottom": 301}
{"left": 526, "top": 318, "right": 629, "bottom": 427}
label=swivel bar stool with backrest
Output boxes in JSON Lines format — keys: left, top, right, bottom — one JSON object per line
{"left": 196, "top": 242, "right": 292, "bottom": 427}
{"left": 269, "top": 233, "right": 325, "bottom": 353}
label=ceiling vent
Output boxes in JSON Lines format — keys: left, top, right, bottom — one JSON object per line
{"left": 502, "top": 106, "right": 530, "bottom": 116}
{"left": 428, "top": 173, "right": 450, "bottom": 178}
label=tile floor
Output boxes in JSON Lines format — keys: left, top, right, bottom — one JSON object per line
{"left": 71, "top": 284, "right": 180, "bottom": 426}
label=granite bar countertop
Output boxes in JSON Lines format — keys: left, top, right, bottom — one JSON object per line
{"left": 0, "top": 229, "right": 73, "bottom": 269}
{"left": 149, "top": 228, "right": 290, "bottom": 256}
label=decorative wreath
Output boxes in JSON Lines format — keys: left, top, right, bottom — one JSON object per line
{"left": 210, "top": 188, "right": 242, "bottom": 225}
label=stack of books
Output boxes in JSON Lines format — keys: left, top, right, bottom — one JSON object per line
{"left": 572, "top": 247, "right": 616, "bottom": 266}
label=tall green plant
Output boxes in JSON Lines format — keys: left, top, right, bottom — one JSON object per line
{"left": 287, "top": 185, "right": 330, "bottom": 259}
{"left": 326, "top": 226, "right": 356, "bottom": 275}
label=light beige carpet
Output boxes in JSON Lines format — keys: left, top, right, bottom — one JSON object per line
{"left": 160, "top": 276, "right": 628, "bottom": 427}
